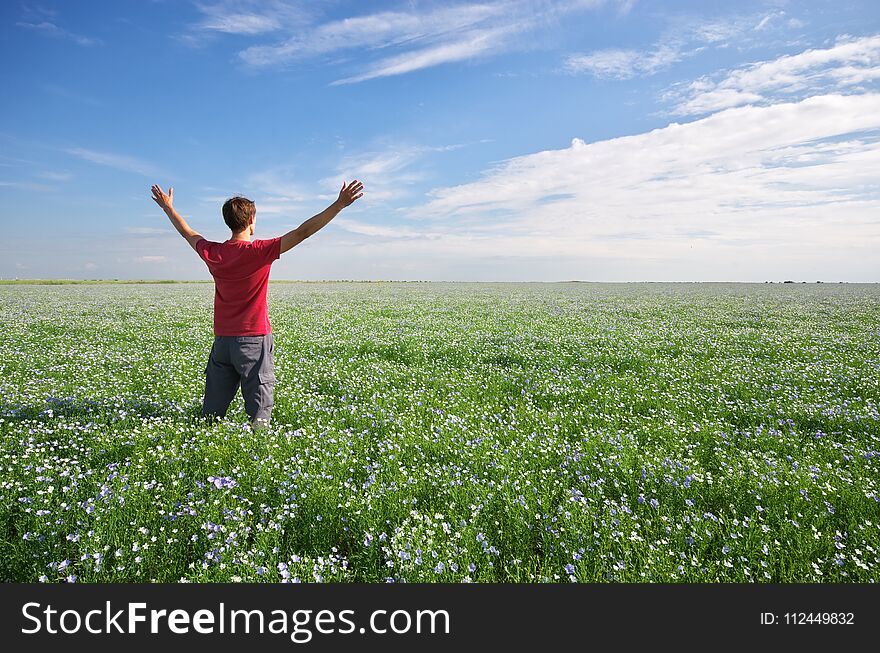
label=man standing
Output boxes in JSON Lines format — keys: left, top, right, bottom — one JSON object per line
{"left": 150, "top": 180, "right": 364, "bottom": 428}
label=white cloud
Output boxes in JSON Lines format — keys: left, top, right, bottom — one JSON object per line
{"left": 236, "top": 141, "right": 470, "bottom": 230}
{"left": 191, "top": 0, "right": 311, "bottom": 37}
{"left": 754, "top": 14, "right": 774, "bottom": 32}
{"left": 320, "top": 141, "right": 466, "bottom": 203}
{"left": 0, "top": 180, "right": 56, "bottom": 192}
{"left": 65, "top": 147, "right": 165, "bottom": 178}
{"left": 125, "top": 227, "right": 168, "bottom": 235}
{"left": 670, "top": 34, "right": 880, "bottom": 115}
{"left": 38, "top": 170, "right": 73, "bottom": 182}
{"left": 198, "top": 172, "right": 322, "bottom": 220}
{"left": 564, "top": 44, "right": 683, "bottom": 79}
{"left": 689, "top": 17, "right": 747, "bottom": 44}
{"left": 615, "top": 0, "right": 637, "bottom": 15}
{"left": 753, "top": 12, "right": 786, "bottom": 32}
{"left": 565, "top": 12, "right": 806, "bottom": 81}
{"left": 16, "top": 20, "right": 100, "bottom": 46}
{"left": 333, "top": 218, "right": 434, "bottom": 239}
{"left": 238, "top": 2, "right": 519, "bottom": 80}
{"left": 245, "top": 169, "right": 311, "bottom": 202}
{"left": 389, "top": 93, "right": 880, "bottom": 279}
{"left": 239, "top": 169, "right": 313, "bottom": 217}
{"left": 250, "top": 202, "right": 300, "bottom": 217}
{"left": 240, "top": 3, "right": 507, "bottom": 66}
{"left": 201, "top": 13, "right": 281, "bottom": 35}
{"left": 135, "top": 256, "right": 168, "bottom": 263}
{"left": 204, "top": 1, "right": 610, "bottom": 82}
{"left": 331, "top": 26, "right": 512, "bottom": 85}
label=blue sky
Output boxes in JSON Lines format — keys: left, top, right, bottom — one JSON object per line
{"left": 1, "top": 0, "right": 879, "bottom": 281}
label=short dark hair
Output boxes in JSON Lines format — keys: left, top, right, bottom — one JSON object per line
{"left": 222, "top": 196, "right": 256, "bottom": 233}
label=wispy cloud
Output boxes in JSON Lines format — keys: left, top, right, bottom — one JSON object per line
{"left": 231, "top": 140, "right": 468, "bottom": 226}
{"left": 333, "top": 218, "right": 436, "bottom": 239}
{"left": 753, "top": 12, "right": 782, "bottom": 32}
{"left": 135, "top": 255, "right": 168, "bottom": 263}
{"left": 238, "top": 3, "right": 508, "bottom": 65}
{"left": 200, "top": 13, "right": 281, "bottom": 34}
{"left": 16, "top": 20, "right": 101, "bottom": 46}
{"left": 180, "top": 0, "right": 312, "bottom": 46}
{"left": 321, "top": 141, "right": 466, "bottom": 202}
{"left": 194, "top": 0, "right": 611, "bottom": 82}
{"left": 564, "top": 43, "right": 683, "bottom": 79}
{"left": 331, "top": 26, "right": 514, "bottom": 85}
{"left": 125, "top": 227, "right": 168, "bottom": 235}
{"left": 37, "top": 170, "right": 73, "bottom": 182}
{"left": 667, "top": 34, "right": 880, "bottom": 115}
{"left": 65, "top": 147, "right": 165, "bottom": 177}
{"left": 16, "top": 17, "right": 100, "bottom": 47}
{"left": 244, "top": 168, "right": 311, "bottom": 201}
{"left": 564, "top": 11, "right": 805, "bottom": 81}
{"left": 0, "top": 180, "right": 57, "bottom": 192}
{"left": 749, "top": 11, "right": 806, "bottom": 33}
{"left": 208, "top": 169, "right": 314, "bottom": 219}
{"left": 195, "top": 0, "right": 304, "bottom": 35}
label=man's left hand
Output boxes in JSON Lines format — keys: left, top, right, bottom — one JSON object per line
{"left": 151, "top": 184, "right": 174, "bottom": 212}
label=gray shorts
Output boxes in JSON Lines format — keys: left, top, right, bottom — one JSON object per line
{"left": 202, "top": 334, "right": 276, "bottom": 426}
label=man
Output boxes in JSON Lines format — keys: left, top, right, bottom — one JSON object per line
{"left": 150, "top": 180, "right": 364, "bottom": 428}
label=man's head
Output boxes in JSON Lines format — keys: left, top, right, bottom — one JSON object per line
{"left": 222, "top": 196, "right": 256, "bottom": 236}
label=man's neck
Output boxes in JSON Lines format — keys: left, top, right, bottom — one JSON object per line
{"left": 229, "top": 232, "right": 252, "bottom": 242}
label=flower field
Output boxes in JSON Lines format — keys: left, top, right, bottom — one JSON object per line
{"left": 1, "top": 282, "right": 878, "bottom": 583}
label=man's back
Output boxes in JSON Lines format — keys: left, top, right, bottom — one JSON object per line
{"left": 196, "top": 237, "right": 281, "bottom": 336}
{"left": 151, "top": 180, "right": 363, "bottom": 428}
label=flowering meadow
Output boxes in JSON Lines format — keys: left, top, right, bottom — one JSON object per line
{"left": 1, "top": 282, "right": 878, "bottom": 583}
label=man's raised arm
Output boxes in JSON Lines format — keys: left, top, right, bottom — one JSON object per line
{"left": 151, "top": 185, "right": 203, "bottom": 251}
{"left": 280, "top": 180, "right": 364, "bottom": 254}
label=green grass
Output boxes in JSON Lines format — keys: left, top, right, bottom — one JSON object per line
{"left": 0, "top": 282, "right": 878, "bottom": 583}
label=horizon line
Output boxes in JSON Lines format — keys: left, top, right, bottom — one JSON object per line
{"left": 0, "top": 279, "right": 876, "bottom": 285}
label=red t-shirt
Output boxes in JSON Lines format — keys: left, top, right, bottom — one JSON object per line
{"left": 195, "top": 237, "right": 282, "bottom": 336}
